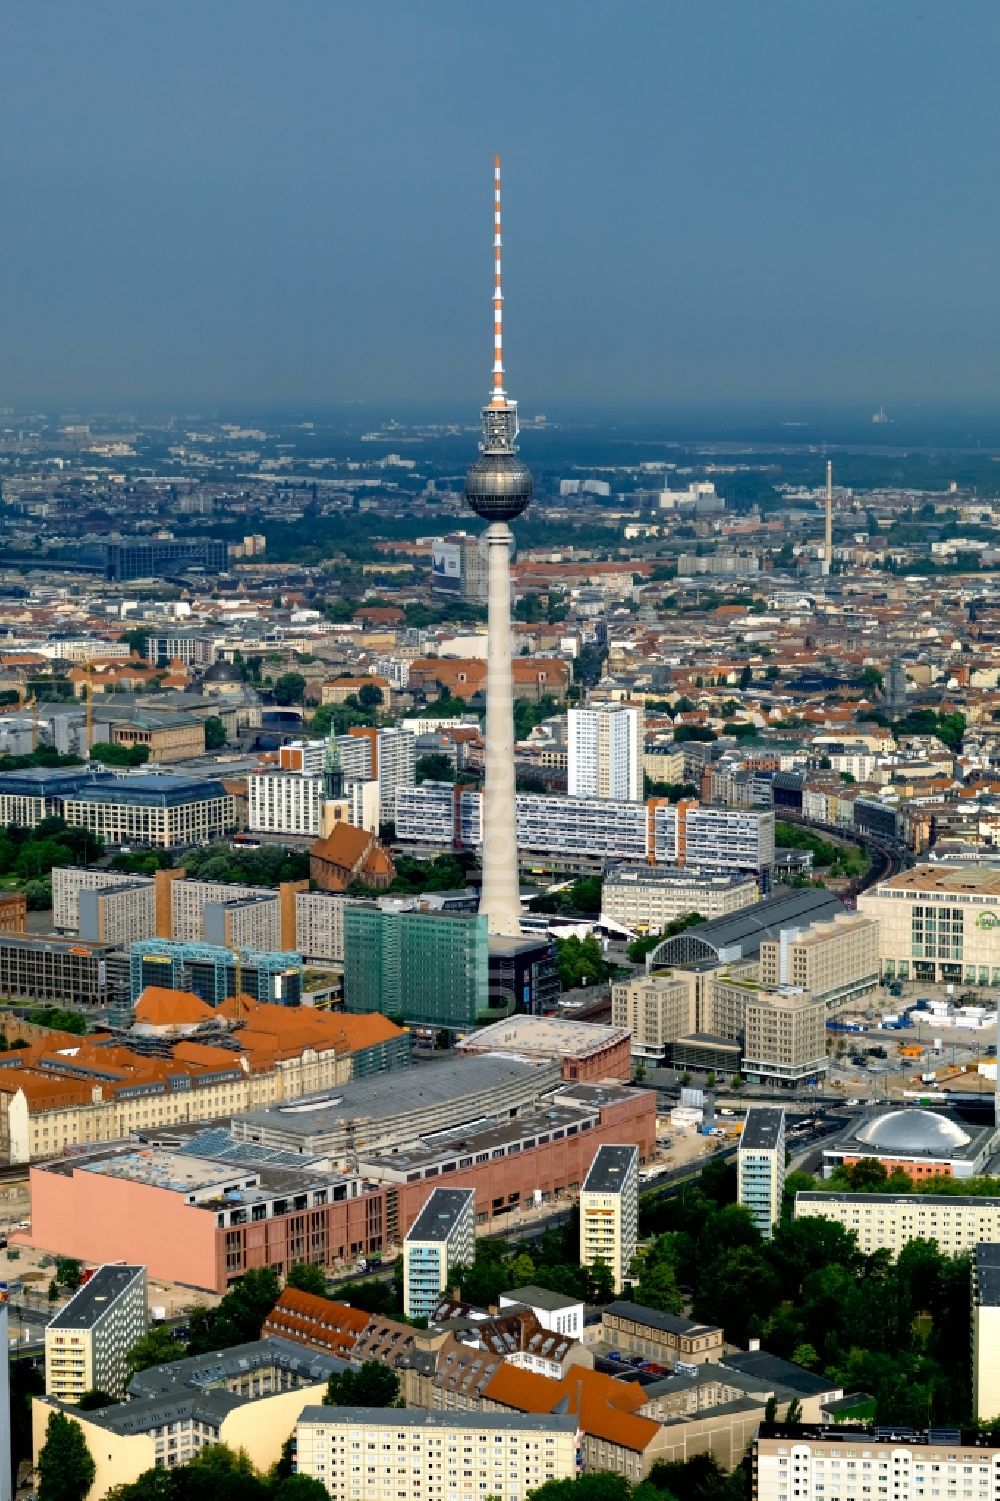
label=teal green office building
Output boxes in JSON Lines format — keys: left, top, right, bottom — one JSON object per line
{"left": 344, "top": 905, "right": 489, "bottom": 1030}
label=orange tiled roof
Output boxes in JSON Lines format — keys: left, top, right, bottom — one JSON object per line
{"left": 134, "top": 987, "right": 217, "bottom": 1026}
{"left": 483, "top": 1362, "right": 659, "bottom": 1453}
{"left": 311, "top": 822, "right": 374, "bottom": 867}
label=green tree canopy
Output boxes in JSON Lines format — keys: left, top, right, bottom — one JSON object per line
{"left": 37, "top": 1411, "right": 96, "bottom": 1501}
{"left": 187, "top": 1268, "right": 281, "bottom": 1355}
{"left": 285, "top": 1262, "right": 328, "bottom": 1296}
{"left": 273, "top": 672, "right": 306, "bottom": 706}
{"left": 125, "top": 1325, "right": 186, "bottom": 1376}
{"left": 324, "top": 1361, "right": 401, "bottom": 1408}
{"left": 415, "top": 753, "right": 456, "bottom": 784}
{"left": 204, "top": 716, "right": 227, "bottom": 750}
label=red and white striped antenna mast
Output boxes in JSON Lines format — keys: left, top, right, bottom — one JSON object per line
{"left": 490, "top": 153, "right": 507, "bottom": 408}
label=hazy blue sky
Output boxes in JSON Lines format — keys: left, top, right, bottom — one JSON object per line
{"left": 4, "top": 0, "right": 1000, "bottom": 413}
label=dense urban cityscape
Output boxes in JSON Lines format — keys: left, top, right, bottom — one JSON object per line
{"left": 7, "top": 7, "right": 1000, "bottom": 1501}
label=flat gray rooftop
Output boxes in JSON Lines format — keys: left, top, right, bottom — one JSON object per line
{"left": 406, "top": 1187, "right": 474, "bottom": 1242}
{"left": 740, "top": 1107, "right": 785, "bottom": 1153}
{"left": 48, "top": 1264, "right": 144, "bottom": 1331}
{"left": 297, "top": 1406, "right": 578, "bottom": 1434}
{"left": 233, "top": 1054, "right": 546, "bottom": 1138}
{"left": 501, "top": 1284, "right": 582, "bottom": 1313}
{"left": 583, "top": 1143, "right": 637, "bottom": 1194}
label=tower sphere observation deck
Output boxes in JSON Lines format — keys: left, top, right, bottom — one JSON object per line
{"left": 464, "top": 450, "right": 532, "bottom": 522}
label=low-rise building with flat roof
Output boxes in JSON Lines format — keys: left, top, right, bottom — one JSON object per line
{"left": 600, "top": 1302, "right": 724, "bottom": 1367}
{"left": 230, "top": 1055, "right": 560, "bottom": 1160}
{"left": 498, "top": 1286, "right": 583, "bottom": 1343}
{"left": 821, "top": 1104, "right": 999, "bottom": 1182}
{"left": 456, "top": 1015, "right": 632, "bottom": 1082}
{"left": 602, "top": 865, "right": 759, "bottom": 935}
{"left": 795, "top": 1189, "right": 1000, "bottom": 1257}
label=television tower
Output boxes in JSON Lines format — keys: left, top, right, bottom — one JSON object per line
{"left": 822, "top": 460, "right": 833, "bottom": 575}
{"left": 464, "top": 156, "right": 532, "bottom": 936}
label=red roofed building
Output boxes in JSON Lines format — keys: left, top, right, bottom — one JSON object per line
{"left": 310, "top": 823, "right": 395, "bottom": 893}
{"left": 483, "top": 1361, "right": 669, "bottom": 1476}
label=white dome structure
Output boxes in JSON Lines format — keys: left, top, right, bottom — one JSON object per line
{"left": 855, "top": 1109, "right": 971, "bottom": 1154}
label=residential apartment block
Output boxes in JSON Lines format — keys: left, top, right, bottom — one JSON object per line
{"left": 403, "top": 1187, "right": 476, "bottom": 1320}
{"left": 738, "top": 1107, "right": 786, "bottom": 1239}
{"left": 754, "top": 1424, "right": 1000, "bottom": 1501}
{"left": 44, "top": 1264, "right": 147, "bottom": 1403}
{"left": 33, "top": 1338, "right": 343, "bottom": 1498}
{"left": 568, "top": 704, "right": 643, "bottom": 802}
{"left": 294, "top": 1408, "right": 578, "bottom": 1501}
{"left": 795, "top": 1191, "right": 1000, "bottom": 1256}
{"left": 973, "top": 1244, "right": 1000, "bottom": 1421}
{"left": 580, "top": 1144, "right": 638, "bottom": 1294}
{"left": 396, "top": 786, "right": 773, "bottom": 877}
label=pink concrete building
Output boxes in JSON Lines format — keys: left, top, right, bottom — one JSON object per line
{"left": 21, "top": 1088, "right": 655, "bottom": 1292}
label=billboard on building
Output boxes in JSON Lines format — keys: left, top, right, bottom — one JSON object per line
{"left": 431, "top": 540, "right": 462, "bottom": 595}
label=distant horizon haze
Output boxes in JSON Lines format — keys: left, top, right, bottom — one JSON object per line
{"left": 3, "top": 1, "right": 1000, "bottom": 412}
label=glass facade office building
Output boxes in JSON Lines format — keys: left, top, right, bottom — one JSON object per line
{"left": 344, "top": 906, "right": 489, "bottom": 1030}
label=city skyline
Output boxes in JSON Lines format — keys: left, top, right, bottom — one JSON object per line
{"left": 3, "top": 1, "right": 1000, "bottom": 411}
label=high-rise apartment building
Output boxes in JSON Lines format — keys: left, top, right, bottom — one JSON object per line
{"left": 403, "top": 1186, "right": 476, "bottom": 1319}
{"left": 580, "top": 1144, "right": 638, "bottom": 1294}
{"left": 973, "top": 1244, "right": 1000, "bottom": 1421}
{"left": 44, "top": 1264, "right": 147, "bottom": 1403}
{"left": 568, "top": 705, "right": 643, "bottom": 802}
{"left": 343, "top": 905, "right": 489, "bottom": 1030}
{"left": 737, "top": 1107, "right": 786, "bottom": 1240}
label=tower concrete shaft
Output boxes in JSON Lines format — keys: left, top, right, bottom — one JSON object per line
{"left": 824, "top": 459, "right": 833, "bottom": 575}
{"left": 480, "top": 520, "right": 521, "bottom": 935}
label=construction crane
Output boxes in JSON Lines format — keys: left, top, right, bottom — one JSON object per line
{"left": 231, "top": 947, "right": 245, "bottom": 1023}
{"left": 85, "top": 658, "right": 94, "bottom": 754}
